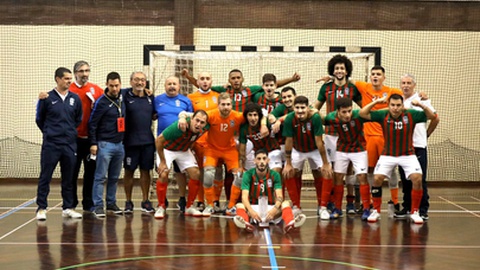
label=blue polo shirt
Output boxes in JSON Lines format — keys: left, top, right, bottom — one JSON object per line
{"left": 123, "top": 88, "right": 155, "bottom": 147}
{"left": 154, "top": 93, "right": 193, "bottom": 136}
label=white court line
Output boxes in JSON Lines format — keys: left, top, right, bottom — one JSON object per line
{"left": 0, "top": 202, "right": 62, "bottom": 241}
{"left": 0, "top": 197, "right": 36, "bottom": 219}
{"left": 438, "top": 196, "right": 480, "bottom": 218}
{"left": 470, "top": 196, "right": 480, "bottom": 202}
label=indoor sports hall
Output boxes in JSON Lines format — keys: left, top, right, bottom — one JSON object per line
{"left": 1, "top": 1, "right": 479, "bottom": 269}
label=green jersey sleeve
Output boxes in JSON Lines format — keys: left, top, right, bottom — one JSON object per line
{"left": 370, "top": 110, "right": 388, "bottom": 123}
{"left": 271, "top": 104, "right": 287, "bottom": 117}
{"left": 162, "top": 120, "right": 183, "bottom": 141}
{"left": 211, "top": 86, "right": 227, "bottom": 93}
{"left": 408, "top": 109, "right": 427, "bottom": 123}
{"left": 248, "top": 85, "right": 264, "bottom": 94}
{"left": 241, "top": 169, "right": 254, "bottom": 190}
{"left": 324, "top": 111, "right": 337, "bottom": 126}
{"left": 317, "top": 84, "right": 327, "bottom": 102}
{"left": 282, "top": 112, "right": 295, "bottom": 137}
{"left": 239, "top": 123, "right": 248, "bottom": 144}
{"left": 272, "top": 170, "right": 282, "bottom": 190}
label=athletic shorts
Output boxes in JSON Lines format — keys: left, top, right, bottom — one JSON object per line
{"left": 204, "top": 146, "right": 239, "bottom": 171}
{"left": 324, "top": 135, "right": 338, "bottom": 163}
{"left": 291, "top": 148, "right": 325, "bottom": 171}
{"left": 365, "top": 135, "right": 384, "bottom": 168}
{"left": 158, "top": 148, "right": 198, "bottom": 173}
{"left": 374, "top": 155, "right": 422, "bottom": 179}
{"left": 124, "top": 144, "right": 155, "bottom": 170}
{"left": 155, "top": 152, "right": 181, "bottom": 173}
{"left": 334, "top": 151, "right": 368, "bottom": 175}
{"left": 250, "top": 204, "right": 282, "bottom": 225}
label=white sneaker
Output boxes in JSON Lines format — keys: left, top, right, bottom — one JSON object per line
{"left": 367, "top": 209, "right": 381, "bottom": 223}
{"left": 36, "top": 209, "right": 47, "bottom": 220}
{"left": 410, "top": 211, "right": 424, "bottom": 224}
{"left": 185, "top": 206, "right": 203, "bottom": 217}
{"left": 292, "top": 206, "right": 302, "bottom": 217}
{"left": 233, "top": 215, "right": 254, "bottom": 232}
{"left": 319, "top": 207, "right": 330, "bottom": 220}
{"left": 154, "top": 206, "right": 166, "bottom": 219}
{"left": 62, "top": 209, "right": 83, "bottom": 219}
{"left": 294, "top": 213, "right": 307, "bottom": 228}
{"left": 202, "top": 205, "right": 214, "bottom": 217}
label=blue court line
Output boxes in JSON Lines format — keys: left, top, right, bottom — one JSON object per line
{"left": 263, "top": 228, "right": 279, "bottom": 269}
{"left": 0, "top": 198, "right": 36, "bottom": 220}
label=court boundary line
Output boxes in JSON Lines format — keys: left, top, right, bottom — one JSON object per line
{"left": 0, "top": 197, "right": 36, "bottom": 220}
{"left": 438, "top": 196, "right": 480, "bottom": 218}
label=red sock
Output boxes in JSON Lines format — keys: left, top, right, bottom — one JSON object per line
{"left": 333, "top": 185, "right": 344, "bottom": 210}
{"left": 204, "top": 186, "right": 215, "bottom": 206}
{"left": 360, "top": 184, "right": 371, "bottom": 209}
{"left": 320, "top": 178, "right": 333, "bottom": 207}
{"left": 314, "top": 177, "right": 323, "bottom": 206}
{"left": 224, "top": 172, "right": 233, "bottom": 200}
{"left": 213, "top": 179, "right": 223, "bottom": 201}
{"left": 282, "top": 206, "right": 294, "bottom": 224}
{"left": 228, "top": 185, "right": 241, "bottom": 209}
{"left": 411, "top": 189, "right": 423, "bottom": 213}
{"left": 285, "top": 177, "right": 300, "bottom": 208}
{"left": 390, "top": 188, "right": 399, "bottom": 205}
{"left": 196, "top": 184, "right": 204, "bottom": 203}
{"left": 372, "top": 196, "right": 382, "bottom": 213}
{"left": 186, "top": 179, "right": 199, "bottom": 208}
{"left": 295, "top": 176, "right": 302, "bottom": 199}
{"left": 156, "top": 181, "right": 168, "bottom": 208}
{"left": 236, "top": 207, "right": 249, "bottom": 221}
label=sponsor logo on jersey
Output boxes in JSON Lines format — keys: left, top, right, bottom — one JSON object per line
{"left": 52, "top": 100, "right": 59, "bottom": 105}
{"left": 403, "top": 116, "right": 409, "bottom": 124}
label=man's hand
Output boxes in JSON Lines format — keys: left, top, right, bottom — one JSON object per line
{"left": 374, "top": 96, "right": 388, "bottom": 104}
{"left": 259, "top": 125, "right": 269, "bottom": 138}
{"left": 178, "top": 117, "right": 188, "bottom": 132}
{"left": 249, "top": 209, "right": 261, "bottom": 223}
{"left": 181, "top": 68, "right": 190, "bottom": 77}
{"left": 291, "top": 72, "right": 301, "bottom": 82}
{"left": 272, "top": 121, "right": 282, "bottom": 134}
{"left": 157, "top": 162, "right": 168, "bottom": 176}
{"left": 90, "top": 145, "right": 98, "bottom": 156}
{"left": 265, "top": 207, "right": 278, "bottom": 222}
{"left": 321, "top": 163, "right": 333, "bottom": 179}
{"left": 38, "top": 92, "right": 49, "bottom": 100}
{"left": 418, "top": 91, "right": 429, "bottom": 100}
{"left": 145, "top": 88, "right": 153, "bottom": 96}
{"left": 282, "top": 164, "right": 294, "bottom": 179}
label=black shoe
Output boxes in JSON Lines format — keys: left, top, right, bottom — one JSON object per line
{"left": 394, "top": 203, "right": 400, "bottom": 212}
{"left": 420, "top": 213, "right": 429, "bottom": 220}
{"left": 165, "top": 198, "right": 169, "bottom": 208}
{"left": 93, "top": 207, "right": 105, "bottom": 218}
{"left": 177, "top": 197, "right": 186, "bottom": 213}
{"left": 196, "top": 202, "right": 205, "bottom": 212}
{"left": 107, "top": 204, "right": 123, "bottom": 215}
{"left": 141, "top": 200, "right": 155, "bottom": 213}
{"left": 394, "top": 208, "right": 409, "bottom": 219}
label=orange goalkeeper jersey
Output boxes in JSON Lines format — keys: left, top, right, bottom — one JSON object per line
{"left": 205, "top": 109, "right": 245, "bottom": 151}
{"left": 188, "top": 90, "right": 220, "bottom": 145}
{"left": 355, "top": 81, "right": 403, "bottom": 136}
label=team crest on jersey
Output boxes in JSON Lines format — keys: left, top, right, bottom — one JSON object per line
{"left": 175, "top": 99, "right": 181, "bottom": 107}
{"left": 90, "top": 87, "right": 95, "bottom": 95}
{"left": 350, "top": 120, "right": 356, "bottom": 127}
{"left": 383, "top": 92, "right": 388, "bottom": 98}
{"left": 345, "top": 87, "right": 350, "bottom": 95}
{"left": 69, "top": 97, "right": 75, "bottom": 106}
{"left": 212, "top": 97, "right": 217, "bottom": 103}
{"left": 230, "top": 120, "right": 235, "bottom": 127}
{"left": 119, "top": 94, "right": 123, "bottom": 102}
{"left": 267, "top": 179, "right": 272, "bottom": 188}
{"left": 242, "top": 90, "right": 247, "bottom": 97}
{"left": 191, "top": 135, "right": 197, "bottom": 141}
{"left": 306, "top": 122, "right": 312, "bottom": 131}
{"left": 403, "top": 116, "right": 409, "bottom": 124}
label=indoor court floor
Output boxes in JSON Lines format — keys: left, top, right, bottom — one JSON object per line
{"left": 0, "top": 181, "right": 479, "bottom": 270}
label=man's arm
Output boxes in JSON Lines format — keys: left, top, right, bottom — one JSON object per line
{"left": 35, "top": 99, "right": 46, "bottom": 131}
{"left": 155, "top": 134, "right": 168, "bottom": 175}
{"left": 315, "top": 135, "right": 333, "bottom": 179}
{"left": 239, "top": 143, "right": 247, "bottom": 170}
{"left": 181, "top": 69, "right": 199, "bottom": 88}
{"left": 427, "top": 114, "right": 439, "bottom": 138}
{"left": 313, "top": 100, "right": 325, "bottom": 111}
{"left": 411, "top": 100, "right": 436, "bottom": 120}
{"left": 277, "top": 72, "right": 301, "bottom": 87}
{"left": 359, "top": 96, "right": 387, "bottom": 120}
{"left": 178, "top": 111, "right": 194, "bottom": 131}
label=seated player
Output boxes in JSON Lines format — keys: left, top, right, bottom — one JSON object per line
{"left": 233, "top": 149, "right": 307, "bottom": 233}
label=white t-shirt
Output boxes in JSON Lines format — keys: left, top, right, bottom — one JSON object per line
{"left": 403, "top": 92, "right": 436, "bottom": 148}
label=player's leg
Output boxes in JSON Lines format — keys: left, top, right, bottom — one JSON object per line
{"left": 416, "top": 147, "right": 429, "bottom": 219}
{"left": 139, "top": 144, "right": 155, "bottom": 213}
{"left": 59, "top": 144, "right": 82, "bottom": 218}
{"left": 105, "top": 142, "right": 124, "bottom": 215}
{"left": 173, "top": 161, "right": 187, "bottom": 213}
{"left": 284, "top": 149, "right": 306, "bottom": 210}
{"left": 154, "top": 149, "right": 175, "bottom": 219}
{"left": 36, "top": 142, "right": 61, "bottom": 220}
{"left": 202, "top": 148, "right": 222, "bottom": 216}
{"left": 72, "top": 137, "right": 89, "bottom": 210}
{"left": 396, "top": 164, "right": 411, "bottom": 218}
{"left": 79, "top": 137, "right": 96, "bottom": 212}
{"left": 123, "top": 145, "right": 138, "bottom": 213}
{"left": 399, "top": 155, "right": 424, "bottom": 224}
{"left": 234, "top": 202, "right": 254, "bottom": 232}
{"left": 368, "top": 155, "right": 395, "bottom": 222}
{"left": 349, "top": 151, "right": 370, "bottom": 220}
{"left": 92, "top": 141, "right": 114, "bottom": 217}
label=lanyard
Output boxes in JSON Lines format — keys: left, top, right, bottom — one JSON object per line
{"left": 105, "top": 94, "right": 122, "bottom": 117}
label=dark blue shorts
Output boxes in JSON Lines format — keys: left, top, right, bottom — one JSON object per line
{"left": 124, "top": 144, "right": 155, "bottom": 171}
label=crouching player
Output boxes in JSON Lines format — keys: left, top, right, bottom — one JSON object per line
{"left": 234, "top": 149, "right": 307, "bottom": 233}
{"left": 154, "top": 110, "right": 209, "bottom": 219}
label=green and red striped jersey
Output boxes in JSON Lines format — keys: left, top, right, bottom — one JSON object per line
{"left": 370, "top": 109, "right": 427, "bottom": 156}
{"left": 212, "top": 85, "right": 263, "bottom": 112}
{"left": 241, "top": 168, "right": 282, "bottom": 204}
{"left": 239, "top": 122, "right": 280, "bottom": 152}
{"left": 162, "top": 118, "right": 208, "bottom": 151}
{"left": 282, "top": 112, "right": 324, "bottom": 153}
{"left": 324, "top": 110, "right": 368, "bottom": 153}
{"left": 270, "top": 103, "right": 292, "bottom": 145}
{"left": 253, "top": 92, "right": 282, "bottom": 114}
{"left": 317, "top": 82, "right": 361, "bottom": 135}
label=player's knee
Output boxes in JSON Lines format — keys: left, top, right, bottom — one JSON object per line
{"left": 357, "top": 174, "right": 368, "bottom": 185}
{"left": 186, "top": 167, "right": 201, "bottom": 180}
{"left": 203, "top": 167, "right": 215, "bottom": 188}
{"left": 235, "top": 203, "right": 245, "bottom": 210}
{"left": 233, "top": 171, "right": 242, "bottom": 187}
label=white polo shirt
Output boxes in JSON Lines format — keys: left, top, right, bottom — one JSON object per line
{"left": 403, "top": 92, "right": 436, "bottom": 148}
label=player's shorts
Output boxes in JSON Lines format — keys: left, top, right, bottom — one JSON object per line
{"left": 324, "top": 135, "right": 338, "bottom": 163}
{"left": 291, "top": 148, "right": 325, "bottom": 171}
{"left": 158, "top": 149, "right": 198, "bottom": 173}
{"left": 204, "top": 146, "right": 239, "bottom": 171}
{"left": 244, "top": 149, "right": 283, "bottom": 170}
{"left": 155, "top": 152, "right": 181, "bottom": 173}
{"left": 365, "top": 135, "right": 384, "bottom": 168}
{"left": 374, "top": 155, "right": 422, "bottom": 179}
{"left": 334, "top": 151, "right": 368, "bottom": 175}
{"left": 124, "top": 143, "right": 155, "bottom": 171}
{"left": 250, "top": 204, "right": 282, "bottom": 225}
